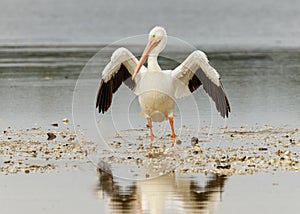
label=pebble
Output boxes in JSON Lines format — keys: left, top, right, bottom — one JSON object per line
{"left": 176, "top": 140, "right": 182, "bottom": 145}
{"left": 191, "top": 137, "right": 199, "bottom": 147}
{"left": 216, "top": 164, "right": 231, "bottom": 169}
{"left": 47, "top": 133, "right": 56, "bottom": 140}
{"left": 62, "top": 118, "right": 69, "bottom": 124}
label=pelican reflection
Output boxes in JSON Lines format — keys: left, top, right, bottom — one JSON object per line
{"left": 95, "top": 162, "right": 227, "bottom": 214}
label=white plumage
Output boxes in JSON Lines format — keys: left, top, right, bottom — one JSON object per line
{"left": 96, "top": 26, "right": 230, "bottom": 139}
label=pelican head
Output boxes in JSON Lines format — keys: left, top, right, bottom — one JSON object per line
{"left": 132, "top": 26, "right": 167, "bottom": 80}
{"left": 148, "top": 26, "right": 167, "bottom": 55}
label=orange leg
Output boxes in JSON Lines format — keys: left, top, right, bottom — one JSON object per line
{"left": 147, "top": 117, "right": 155, "bottom": 139}
{"left": 169, "top": 117, "right": 177, "bottom": 138}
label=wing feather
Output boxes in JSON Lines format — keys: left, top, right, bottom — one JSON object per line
{"left": 96, "top": 48, "right": 145, "bottom": 113}
{"left": 172, "top": 50, "right": 231, "bottom": 118}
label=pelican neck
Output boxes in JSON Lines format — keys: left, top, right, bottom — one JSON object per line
{"left": 147, "top": 55, "right": 161, "bottom": 72}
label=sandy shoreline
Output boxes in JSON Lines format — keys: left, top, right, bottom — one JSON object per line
{"left": 0, "top": 127, "right": 96, "bottom": 174}
{"left": 1, "top": 125, "right": 299, "bottom": 177}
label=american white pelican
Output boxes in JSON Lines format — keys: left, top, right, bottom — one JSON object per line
{"left": 96, "top": 26, "right": 230, "bottom": 139}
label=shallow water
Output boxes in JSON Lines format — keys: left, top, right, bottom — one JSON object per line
{"left": 0, "top": 46, "right": 299, "bottom": 129}
{"left": 0, "top": 45, "right": 299, "bottom": 214}
{"left": 2, "top": 170, "right": 300, "bottom": 214}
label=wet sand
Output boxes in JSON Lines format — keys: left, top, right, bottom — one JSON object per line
{"left": 98, "top": 126, "right": 300, "bottom": 178}
{"left": 0, "top": 126, "right": 96, "bottom": 174}
{"left": 1, "top": 125, "right": 299, "bottom": 177}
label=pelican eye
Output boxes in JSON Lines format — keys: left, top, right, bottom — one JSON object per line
{"left": 152, "top": 34, "right": 156, "bottom": 39}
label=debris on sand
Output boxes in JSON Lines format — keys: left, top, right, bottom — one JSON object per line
{"left": 62, "top": 118, "right": 69, "bottom": 124}
{"left": 0, "top": 127, "right": 96, "bottom": 174}
{"left": 176, "top": 140, "right": 182, "bottom": 145}
{"left": 1, "top": 125, "right": 299, "bottom": 177}
{"left": 47, "top": 132, "right": 56, "bottom": 140}
{"left": 191, "top": 137, "right": 199, "bottom": 147}
{"left": 98, "top": 126, "right": 300, "bottom": 177}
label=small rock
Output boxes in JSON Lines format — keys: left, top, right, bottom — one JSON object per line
{"left": 216, "top": 164, "right": 231, "bottom": 169}
{"left": 191, "top": 137, "right": 199, "bottom": 147}
{"left": 68, "top": 137, "right": 75, "bottom": 141}
{"left": 47, "top": 133, "right": 56, "bottom": 140}
{"left": 51, "top": 123, "right": 58, "bottom": 127}
{"left": 258, "top": 147, "right": 268, "bottom": 151}
{"left": 176, "top": 140, "right": 182, "bottom": 145}
{"left": 62, "top": 118, "right": 69, "bottom": 124}
{"left": 136, "top": 158, "right": 142, "bottom": 164}
{"left": 136, "top": 136, "right": 143, "bottom": 140}
{"left": 239, "top": 156, "right": 247, "bottom": 161}
{"left": 60, "top": 134, "right": 67, "bottom": 138}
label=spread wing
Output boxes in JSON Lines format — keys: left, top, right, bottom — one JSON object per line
{"left": 172, "top": 50, "right": 231, "bottom": 118}
{"left": 96, "top": 47, "right": 145, "bottom": 113}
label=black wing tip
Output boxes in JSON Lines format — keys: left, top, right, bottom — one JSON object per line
{"left": 96, "top": 80, "right": 112, "bottom": 114}
{"left": 222, "top": 95, "right": 231, "bottom": 118}
{"left": 96, "top": 103, "right": 106, "bottom": 114}
{"left": 95, "top": 100, "right": 106, "bottom": 114}
{"left": 218, "top": 90, "right": 231, "bottom": 119}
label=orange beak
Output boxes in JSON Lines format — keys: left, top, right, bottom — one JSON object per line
{"left": 132, "top": 39, "right": 159, "bottom": 80}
